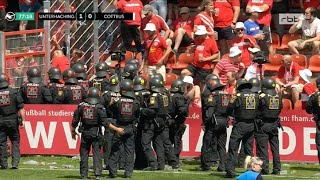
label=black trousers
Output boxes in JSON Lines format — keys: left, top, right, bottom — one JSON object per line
{"left": 134, "top": 124, "right": 148, "bottom": 169}
{"left": 161, "top": 127, "right": 178, "bottom": 167}
{"left": 200, "top": 123, "right": 227, "bottom": 170}
{"left": 141, "top": 123, "right": 164, "bottom": 169}
{"left": 103, "top": 129, "right": 113, "bottom": 168}
{"left": 109, "top": 125, "right": 135, "bottom": 177}
{"left": 225, "top": 121, "right": 254, "bottom": 176}
{"left": 0, "top": 123, "right": 20, "bottom": 168}
{"left": 120, "top": 21, "right": 143, "bottom": 53}
{"left": 80, "top": 130, "right": 102, "bottom": 177}
{"left": 169, "top": 123, "right": 186, "bottom": 162}
{"left": 255, "top": 121, "right": 281, "bottom": 173}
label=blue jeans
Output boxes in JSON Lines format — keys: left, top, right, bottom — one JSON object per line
{"left": 150, "top": 0, "right": 167, "bottom": 21}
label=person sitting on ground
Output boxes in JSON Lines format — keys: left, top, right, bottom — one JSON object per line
{"left": 236, "top": 156, "right": 263, "bottom": 180}
{"left": 288, "top": 7, "right": 320, "bottom": 55}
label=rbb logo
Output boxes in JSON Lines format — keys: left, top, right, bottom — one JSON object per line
{"left": 279, "top": 13, "right": 303, "bottom": 25}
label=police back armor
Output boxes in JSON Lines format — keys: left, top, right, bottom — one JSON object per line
{"left": 0, "top": 87, "right": 23, "bottom": 120}
{"left": 74, "top": 102, "right": 104, "bottom": 127}
{"left": 20, "top": 82, "right": 52, "bottom": 104}
{"left": 135, "top": 90, "right": 150, "bottom": 107}
{"left": 61, "top": 84, "right": 86, "bottom": 104}
{"left": 259, "top": 93, "right": 283, "bottom": 119}
{"left": 78, "top": 79, "right": 89, "bottom": 92}
{"left": 90, "top": 78, "right": 109, "bottom": 93}
{"left": 48, "top": 82, "right": 65, "bottom": 104}
{"left": 112, "top": 96, "right": 140, "bottom": 124}
{"left": 168, "top": 93, "right": 188, "bottom": 123}
{"left": 234, "top": 92, "right": 259, "bottom": 120}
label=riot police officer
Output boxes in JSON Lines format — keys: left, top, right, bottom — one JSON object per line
{"left": 20, "top": 67, "right": 52, "bottom": 104}
{"left": 73, "top": 63, "right": 89, "bottom": 92}
{"left": 122, "top": 63, "right": 138, "bottom": 80}
{"left": 100, "top": 75, "right": 121, "bottom": 170}
{"left": 141, "top": 76, "right": 178, "bottom": 171}
{"left": 47, "top": 67, "right": 65, "bottom": 104}
{"left": 306, "top": 77, "right": 320, "bottom": 164}
{"left": 133, "top": 75, "right": 149, "bottom": 169}
{"left": 168, "top": 79, "right": 189, "bottom": 162}
{"left": 256, "top": 77, "right": 282, "bottom": 175}
{"left": 249, "top": 78, "right": 261, "bottom": 93}
{"left": 126, "top": 59, "right": 139, "bottom": 67}
{"left": 90, "top": 62, "right": 109, "bottom": 93}
{"left": 199, "top": 74, "right": 220, "bottom": 171}
{"left": 72, "top": 87, "right": 123, "bottom": 180}
{"left": 57, "top": 68, "right": 86, "bottom": 104}
{"left": 108, "top": 79, "right": 141, "bottom": 178}
{"left": 0, "top": 73, "right": 25, "bottom": 169}
{"left": 225, "top": 79, "right": 259, "bottom": 178}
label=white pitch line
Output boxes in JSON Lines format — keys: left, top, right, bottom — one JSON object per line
{"left": 17, "top": 168, "right": 320, "bottom": 179}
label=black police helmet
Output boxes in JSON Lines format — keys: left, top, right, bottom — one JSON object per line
{"left": 95, "top": 62, "right": 109, "bottom": 77}
{"left": 122, "top": 63, "right": 138, "bottom": 77}
{"left": 207, "top": 80, "right": 225, "bottom": 92}
{"left": 0, "top": 73, "right": 10, "bottom": 88}
{"left": 48, "top": 67, "right": 62, "bottom": 80}
{"left": 205, "top": 74, "right": 220, "bottom": 87}
{"left": 236, "top": 79, "right": 252, "bottom": 91}
{"left": 109, "top": 75, "right": 120, "bottom": 92}
{"left": 133, "top": 75, "right": 147, "bottom": 91}
{"left": 63, "top": 68, "right": 78, "bottom": 84}
{"left": 149, "top": 76, "right": 164, "bottom": 93}
{"left": 120, "top": 79, "right": 135, "bottom": 98}
{"left": 261, "top": 77, "right": 277, "bottom": 95}
{"left": 170, "top": 79, "right": 184, "bottom": 93}
{"left": 72, "top": 63, "right": 87, "bottom": 79}
{"left": 27, "top": 67, "right": 42, "bottom": 83}
{"left": 249, "top": 78, "right": 261, "bottom": 93}
{"left": 85, "top": 87, "right": 100, "bottom": 104}
{"left": 150, "top": 73, "right": 164, "bottom": 82}
{"left": 126, "top": 59, "right": 139, "bottom": 67}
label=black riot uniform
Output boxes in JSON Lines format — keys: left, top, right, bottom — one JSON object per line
{"left": 73, "top": 63, "right": 90, "bottom": 92}
{"left": 20, "top": 67, "right": 52, "bottom": 104}
{"left": 168, "top": 79, "right": 189, "bottom": 162}
{"left": 140, "top": 76, "right": 178, "bottom": 171}
{"left": 225, "top": 79, "right": 259, "bottom": 178}
{"left": 71, "top": 87, "right": 108, "bottom": 180}
{"left": 201, "top": 80, "right": 229, "bottom": 172}
{"left": 256, "top": 77, "right": 282, "bottom": 175}
{"left": 133, "top": 75, "right": 149, "bottom": 169}
{"left": 47, "top": 67, "right": 65, "bottom": 104}
{"left": 100, "top": 75, "right": 121, "bottom": 169}
{"left": 199, "top": 74, "right": 220, "bottom": 171}
{"left": 0, "top": 73, "right": 25, "bottom": 169}
{"left": 57, "top": 69, "right": 86, "bottom": 104}
{"left": 90, "top": 62, "right": 109, "bottom": 93}
{"left": 108, "top": 79, "right": 141, "bottom": 178}
{"left": 306, "top": 77, "right": 320, "bottom": 164}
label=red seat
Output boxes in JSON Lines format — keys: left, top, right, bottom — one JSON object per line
{"left": 271, "top": 33, "right": 280, "bottom": 49}
{"left": 264, "top": 54, "right": 283, "bottom": 72}
{"left": 278, "top": 34, "right": 301, "bottom": 50}
{"left": 308, "top": 55, "right": 320, "bottom": 73}
{"left": 172, "top": 53, "right": 193, "bottom": 70}
{"left": 294, "top": 100, "right": 304, "bottom": 110}
{"left": 282, "top": 98, "right": 292, "bottom": 110}
{"left": 165, "top": 73, "right": 178, "bottom": 89}
{"left": 291, "top": 54, "right": 307, "bottom": 69}
{"left": 166, "top": 53, "right": 177, "bottom": 71}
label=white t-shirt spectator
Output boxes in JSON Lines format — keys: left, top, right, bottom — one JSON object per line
{"left": 244, "top": 63, "right": 264, "bottom": 81}
{"left": 298, "top": 17, "right": 320, "bottom": 37}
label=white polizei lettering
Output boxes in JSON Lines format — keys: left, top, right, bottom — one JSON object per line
{"left": 304, "top": 127, "right": 317, "bottom": 156}
{"left": 182, "top": 124, "right": 190, "bottom": 151}
{"left": 195, "top": 129, "right": 204, "bottom": 152}
{"left": 279, "top": 127, "right": 296, "bottom": 155}
{"left": 25, "top": 121, "right": 57, "bottom": 149}
{"left": 62, "top": 122, "right": 79, "bottom": 149}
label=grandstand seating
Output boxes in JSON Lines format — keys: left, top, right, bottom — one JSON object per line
{"left": 308, "top": 55, "right": 320, "bottom": 73}
{"left": 271, "top": 33, "right": 280, "bottom": 49}
{"left": 172, "top": 53, "right": 193, "bottom": 70}
{"left": 278, "top": 34, "right": 301, "bottom": 50}
{"left": 294, "top": 100, "right": 303, "bottom": 110}
{"left": 291, "top": 54, "right": 307, "bottom": 69}
{"left": 264, "top": 54, "right": 283, "bottom": 72}
{"left": 282, "top": 98, "right": 293, "bottom": 110}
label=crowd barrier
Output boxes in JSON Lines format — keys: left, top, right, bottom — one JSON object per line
{"left": 20, "top": 100, "right": 318, "bottom": 162}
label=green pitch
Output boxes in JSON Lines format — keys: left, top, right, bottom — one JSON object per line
{"left": 1, "top": 156, "right": 320, "bottom": 179}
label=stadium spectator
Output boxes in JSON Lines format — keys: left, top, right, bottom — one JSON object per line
{"left": 224, "top": 71, "right": 237, "bottom": 95}
{"left": 142, "top": 23, "right": 171, "bottom": 81}
{"left": 194, "top": 0, "right": 217, "bottom": 40}
{"left": 300, "top": 0, "right": 320, "bottom": 10}
{"left": 231, "top": 22, "right": 259, "bottom": 68}
{"left": 170, "top": 7, "right": 194, "bottom": 54}
{"left": 275, "top": 54, "right": 302, "bottom": 106}
{"left": 148, "top": 0, "right": 167, "bottom": 21}
{"left": 213, "top": 46, "right": 245, "bottom": 85}
{"left": 181, "top": 25, "right": 219, "bottom": 86}
{"left": 246, "top": 0, "right": 274, "bottom": 55}
{"left": 183, "top": 76, "right": 201, "bottom": 103}
{"left": 140, "top": 4, "right": 171, "bottom": 41}
{"left": 244, "top": 48, "right": 265, "bottom": 81}
{"left": 244, "top": 7, "right": 266, "bottom": 42}
{"left": 288, "top": 7, "right": 320, "bottom": 55}
{"left": 19, "top": 0, "right": 42, "bottom": 41}
{"left": 114, "top": 0, "right": 144, "bottom": 54}
{"left": 167, "top": 0, "right": 179, "bottom": 25}
{"left": 299, "top": 69, "right": 316, "bottom": 109}
{"left": 0, "top": 0, "right": 7, "bottom": 31}
{"left": 214, "top": 0, "right": 240, "bottom": 55}
{"left": 6, "top": 57, "right": 26, "bottom": 88}
{"left": 51, "top": 50, "right": 71, "bottom": 73}
{"left": 70, "top": 49, "right": 84, "bottom": 68}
